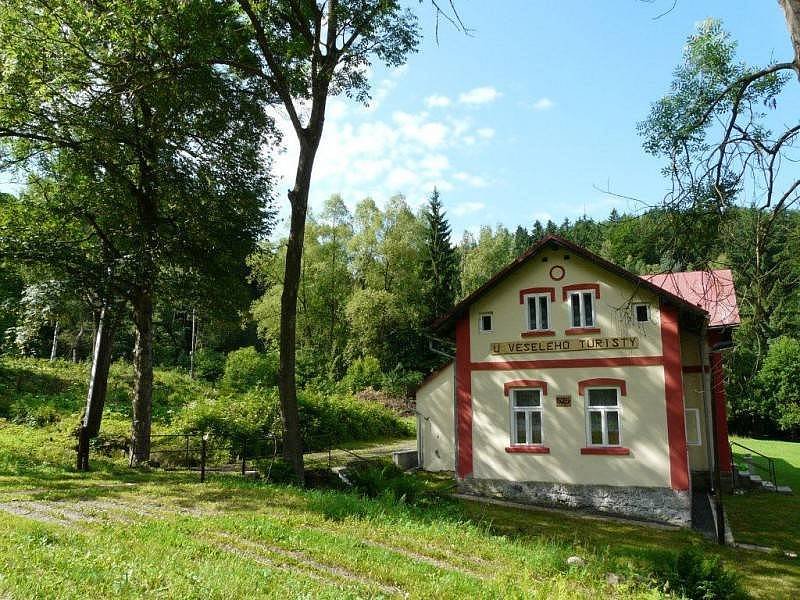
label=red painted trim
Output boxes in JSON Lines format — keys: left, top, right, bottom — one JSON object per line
{"left": 519, "top": 287, "right": 556, "bottom": 304}
{"left": 660, "top": 301, "right": 689, "bottom": 491}
{"left": 578, "top": 378, "right": 627, "bottom": 396}
{"left": 549, "top": 265, "right": 565, "bottom": 281}
{"left": 521, "top": 330, "right": 556, "bottom": 337}
{"left": 503, "top": 379, "right": 548, "bottom": 396}
{"left": 580, "top": 447, "right": 630, "bottom": 455}
{"left": 455, "top": 316, "right": 473, "bottom": 479}
{"left": 709, "top": 341, "right": 733, "bottom": 473}
{"left": 471, "top": 356, "right": 663, "bottom": 371}
{"left": 565, "top": 327, "right": 601, "bottom": 335}
{"left": 681, "top": 365, "right": 707, "bottom": 374}
{"left": 562, "top": 283, "right": 600, "bottom": 301}
{"left": 506, "top": 445, "right": 550, "bottom": 454}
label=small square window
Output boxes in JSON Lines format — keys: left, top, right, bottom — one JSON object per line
{"left": 479, "top": 312, "right": 493, "bottom": 332}
{"left": 634, "top": 304, "right": 650, "bottom": 323}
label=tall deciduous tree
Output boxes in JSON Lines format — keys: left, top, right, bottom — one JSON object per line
{"left": 233, "top": 0, "right": 421, "bottom": 479}
{"left": 0, "top": 0, "right": 274, "bottom": 465}
{"left": 639, "top": 18, "right": 799, "bottom": 357}
{"left": 422, "top": 188, "right": 458, "bottom": 320}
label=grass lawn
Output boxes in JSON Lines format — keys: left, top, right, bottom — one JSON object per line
{"left": 0, "top": 437, "right": 798, "bottom": 598}
{"left": 725, "top": 436, "right": 800, "bottom": 553}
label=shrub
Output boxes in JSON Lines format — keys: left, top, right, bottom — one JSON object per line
{"left": 221, "top": 347, "right": 278, "bottom": 392}
{"left": 346, "top": 462, "right": 426, "bottom": 504}
{"left": 172, "top": 386, "right": 413, "bottom": 449}
{"left": 193, "top": 348, "right": 226, "bottom": 382}
{"left": 340, "top": 356, "right": 383, "bottom": 393}
{"left": 656, "top": 546, "right": 746, "bottom": 600}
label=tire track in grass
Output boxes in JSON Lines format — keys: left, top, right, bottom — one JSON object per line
{"left": 0, "top": 501, "right": 72, "bottom": 527}
{"left": 211, "top": 531, "right": 407, "bottom": 598}
{"left": 307, "top": 523, "right": 493, "bottom": 578}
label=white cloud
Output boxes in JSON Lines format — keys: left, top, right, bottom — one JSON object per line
{"left": 269, "top": 84, "right": 497, "bottom": 222}
{"left": 458, "top": 86, "right": 502, "bottom": 105}
{"left": 425, "top": 94, "right": 452, "bottom": 108}
{"left": 531, "top": 97, "right": 555, "bottom": 111}
{"left": 452, "top": 201, "right": 486, "bottom": 216}
{"left": 454, "top": 172, "right": 488, "bottom": 188}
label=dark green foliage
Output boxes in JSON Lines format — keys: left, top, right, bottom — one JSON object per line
{"left": 422, "top": 188, "right": 459, "bottom": 322}
{"left": 755, "top": 337, "right": 800, "bottom": 436}
{"left": 221, "top": 347, "right": 278, "bottom": 393}
{"left": 346, "top": 462, "right": 427, "bottom": 504}
{"left": 339, "top": 356, "right": 383, "bottom": 393}
{"left": 192, "top": 348, "right": 226, "bottom": 382}
{"left": 656, "top": 546, "right": 747, "bottom": 600}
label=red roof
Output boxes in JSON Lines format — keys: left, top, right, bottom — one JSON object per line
{"left": 643, "top": 270, "right": 739, "bottom": 329}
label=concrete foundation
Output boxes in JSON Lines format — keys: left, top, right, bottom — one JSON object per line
{"left": 458, "top": 478, "right": 691, "bottom": 526}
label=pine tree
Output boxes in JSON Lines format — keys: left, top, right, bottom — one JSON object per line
{"left": 422, "top": 188, "right": 458, "bottom": 320}
{"left": 513, "top": 225, "right": 533, "bottom": 256}
{"left": 531, "top": 220, "right": 545, "bottom": 241}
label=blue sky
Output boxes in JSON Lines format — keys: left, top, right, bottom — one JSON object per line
{"left": 274, "top": 0, "right": 797, "bottom": 237}
{"left": 2, "top": 1, "right": 795, "bottom": 239}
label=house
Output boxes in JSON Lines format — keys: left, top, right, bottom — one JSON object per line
{"left": 415, "top": 235, "right": 739, "bottom": 526}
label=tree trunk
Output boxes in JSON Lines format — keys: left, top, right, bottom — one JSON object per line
{"left": 76, "top": 306, "right": 115, "bottom": 471}
{"left": 130, "top": 289, "right": 154, "bottom": 466}
{"left": 780, "top": 0, "right": 800, "bottom": 78}
{"left": 279, "top": 140, "right": 322, "bottom": 483}
{"left": 50, "top": 321, "right": 60, "bottom": 361}
{"left": 72, "top": 321, "right": 85, "bottom": 363}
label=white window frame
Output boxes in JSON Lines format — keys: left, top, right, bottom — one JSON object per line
{"left": 570, "top": 291, "right": 596, "bottom": 328}
{"left": 633, "top": 303, "right": 650, "bottom": 323}
{"left": 478, "top": 312, "right": 494, "bottom": 333}
{"left": 585, "top": 387, "right": 622, "bottom": 447}
{"left": 510, "top": 388, "right": 544, "bottom": 446}
{"left": 523, "top": 293, "right": 551, "bottom": 331}
{"left": 685, "top": 408, "right": 702, "bottom": 446}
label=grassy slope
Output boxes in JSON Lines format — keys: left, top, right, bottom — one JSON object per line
{"left": 0, "top": 359, "right": 798, "bottom": 598}
{"left": 725, "top": 436, "right": 800, "bottom": 552}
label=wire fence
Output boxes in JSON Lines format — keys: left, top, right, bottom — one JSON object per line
{"left": 129, "top": 432, "right": 400, "bottom": 482}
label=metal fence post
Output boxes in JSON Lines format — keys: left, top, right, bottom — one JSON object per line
{"left": 241, "top": 438, "right": 247, "bottom": 475}
{"left": 200, "top": 434, "right": 207, "bottom": 483}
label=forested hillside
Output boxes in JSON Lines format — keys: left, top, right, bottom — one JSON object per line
{"left": 3, "top": 185, "right": 799, "bottom": 440}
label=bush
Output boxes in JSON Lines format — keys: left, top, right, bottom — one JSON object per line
{"left": 346, "top": 463, "right": 426, "bottom": 504}
{"left": 340, "top": 356, "right": 383, "bottom": 393}
{"left": 755, "top": 337, "right": 800, "bottom": 436}
{"left": 172, "top": 386, "right": 413, "bottom": 449}
{"left": 221, "top": 347, "right": 278, "bottom": 392}
{"left": 297, "top": 389, "right": 414, "bottom": 448}
{"left": 193, "top": 348, "right": 226, "bottom": 382}
{"left": 656, "top": 546, "right": 746, "bottom": 600}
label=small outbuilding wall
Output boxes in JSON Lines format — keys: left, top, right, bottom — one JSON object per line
{"left": 416, "top": 363, "right": 454, "bottom": 472}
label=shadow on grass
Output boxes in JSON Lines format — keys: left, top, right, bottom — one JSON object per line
{"left": 2, "top": 460, "right": 798, "bottom": 598}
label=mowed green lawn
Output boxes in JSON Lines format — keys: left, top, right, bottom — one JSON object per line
{"left": 0, "top": 425, "right": 797, "bottom": 598}
{"left": 726, "top": 436, "right": 800, "bottom": 553}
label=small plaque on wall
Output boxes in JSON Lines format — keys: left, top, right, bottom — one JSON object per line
{"left": 556, "top": 395, "right": 572, "bottom": 407}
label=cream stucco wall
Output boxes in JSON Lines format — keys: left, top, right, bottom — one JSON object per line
{"left": 470, "top": 250, "right": 663, "bottom": 363}
{"left": 681, "top": 331, "right": 710, "bottom": 471}
{"left": 471, "top": 365, "right": 671, "bottom": 487}
{"left": 415, "top": 364, "right": 454, "bottom": 472}
{"left": 467, "top": 249, "right": 676, "bottom": 488}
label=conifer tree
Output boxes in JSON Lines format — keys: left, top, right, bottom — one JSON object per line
{"left": 422, "top": 188, "right": 458, "bottom": 320}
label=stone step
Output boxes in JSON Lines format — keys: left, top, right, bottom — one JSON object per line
{"left": 777, "top": 485, "right": 793, "bottom": 495}
{"left": 761, "top": 481, "right": 775, "bottom": 491}
{"left": 749, "top": 474, "right": 762, "bottom": 484}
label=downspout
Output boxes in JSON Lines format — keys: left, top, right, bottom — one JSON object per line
{"left": 700, "top": 320, "right": 726, "bottom": 545}
{"left": 428, "top": 337, "right": 456, "bottom": 472}
{"left": 697, "top": 334, "right": 716, "bottom": 489}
